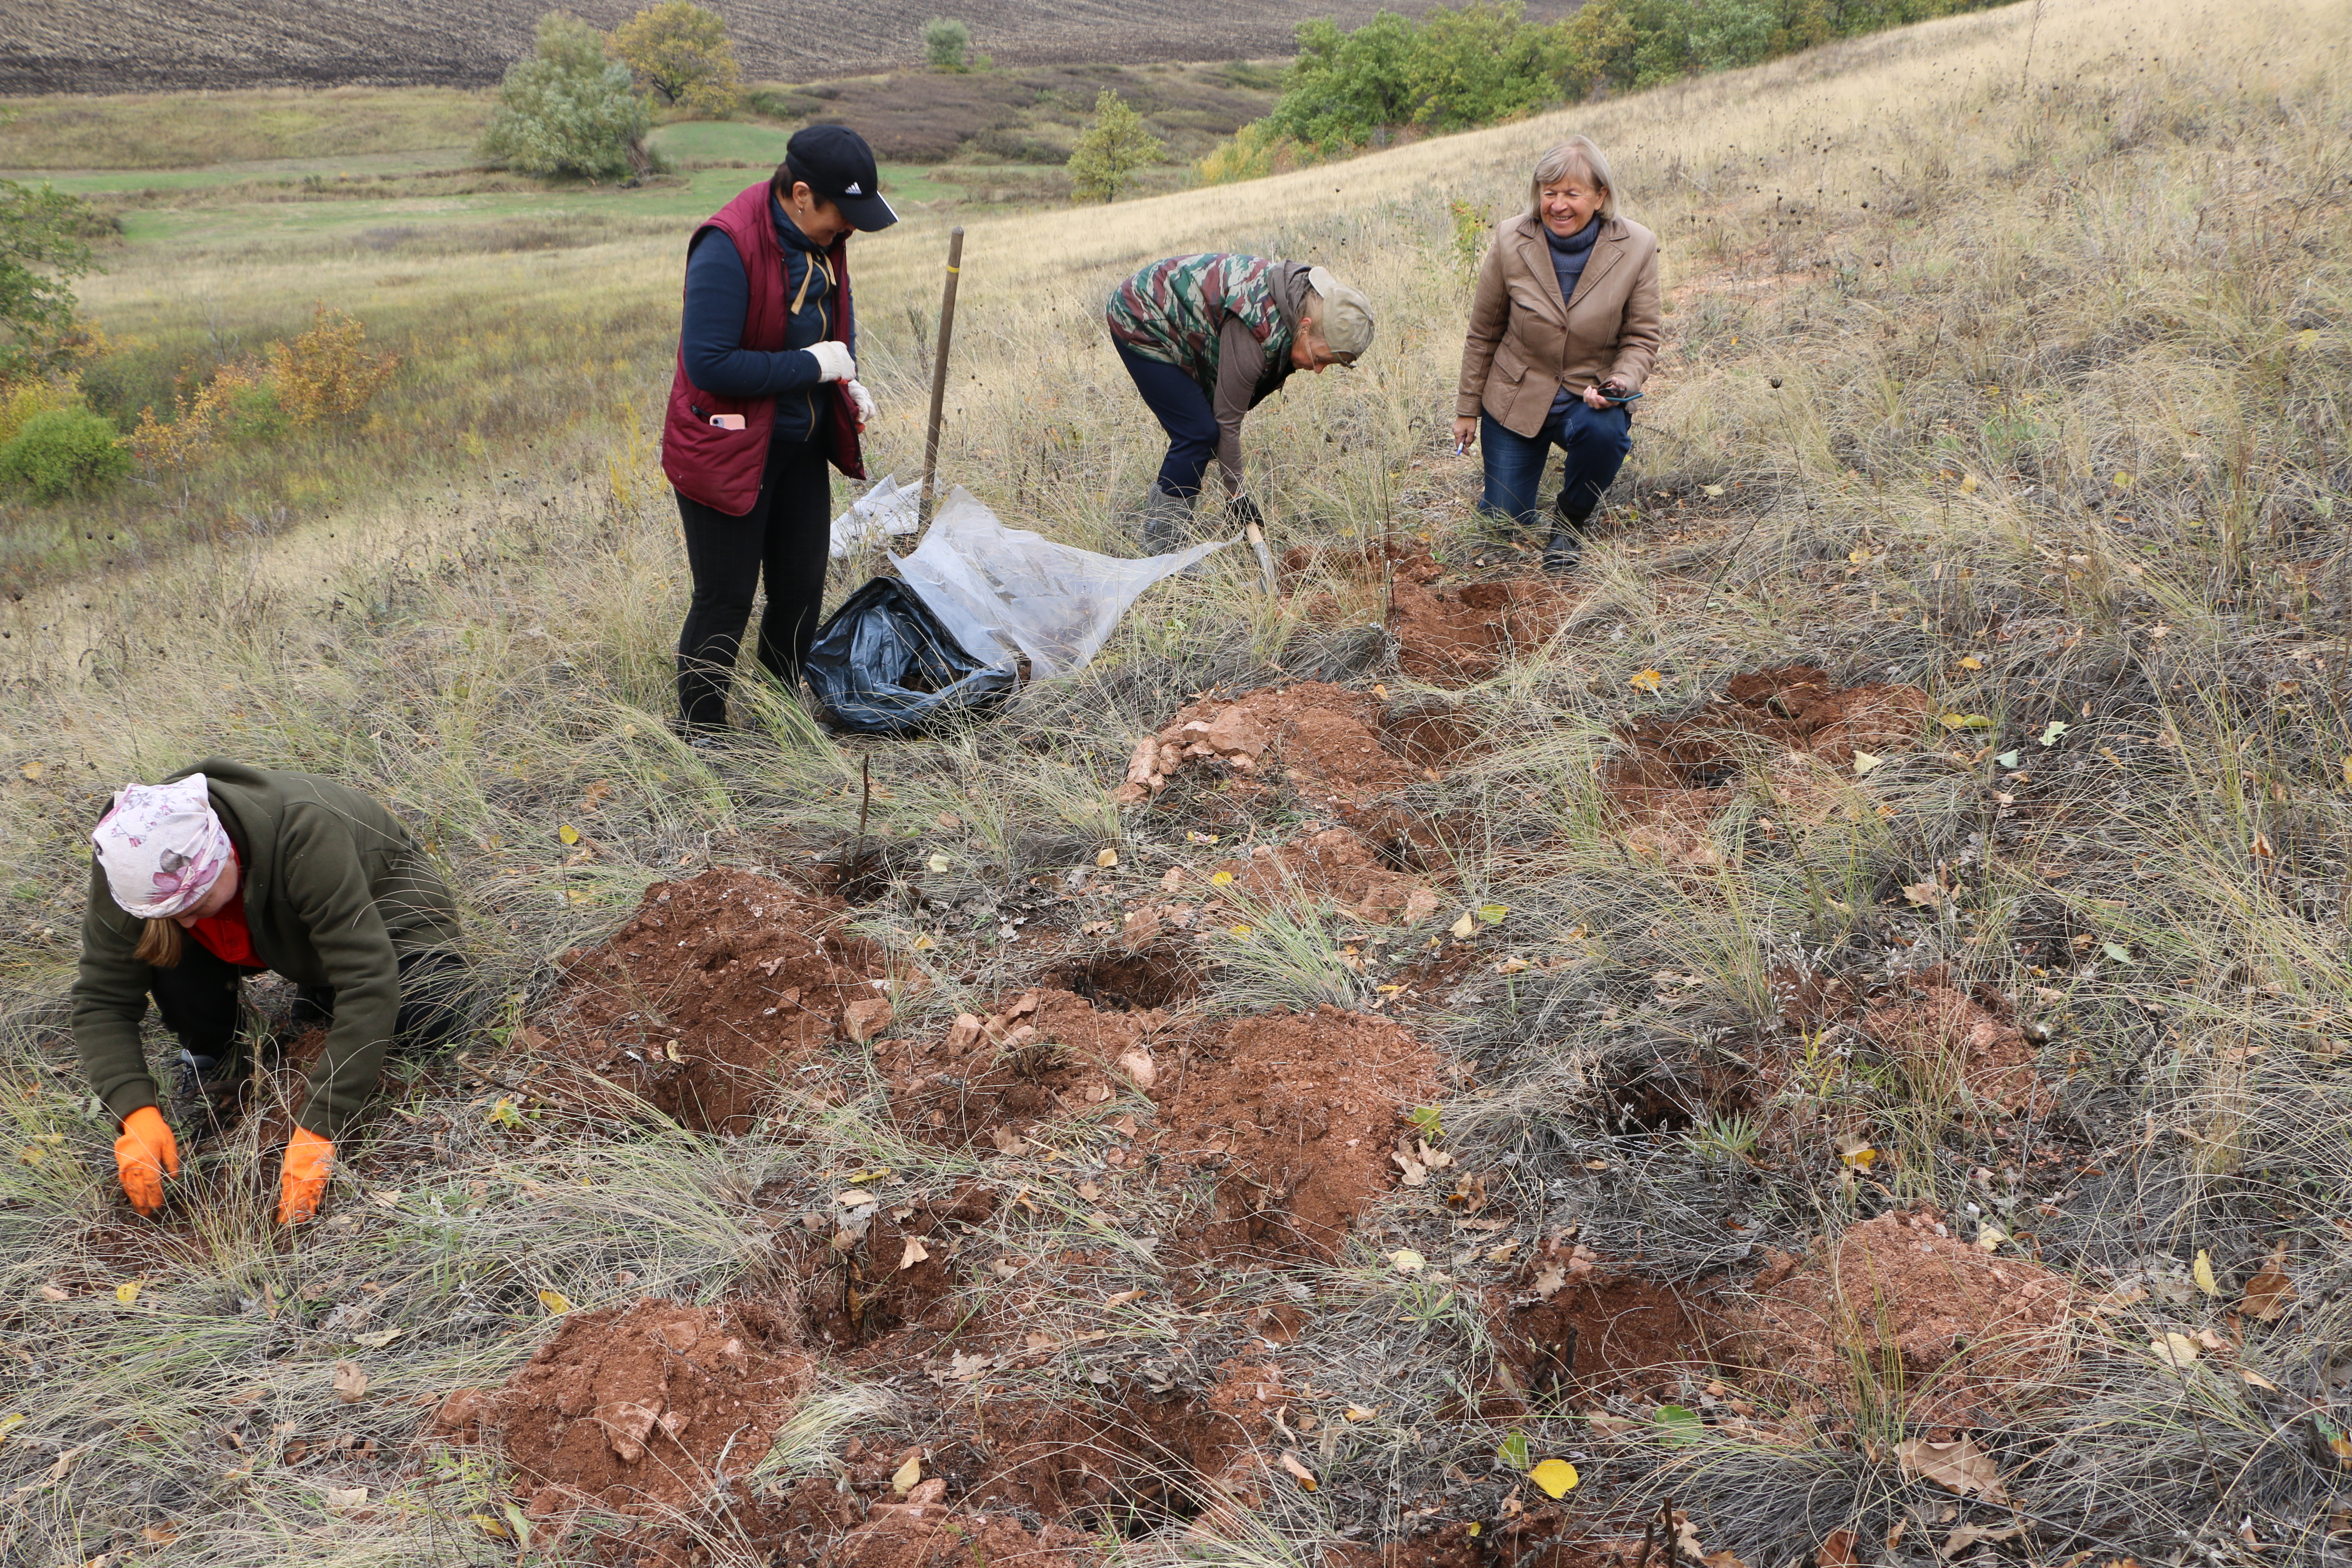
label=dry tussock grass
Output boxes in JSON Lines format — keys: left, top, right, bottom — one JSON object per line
{"left": 6, "top": 0, "right": 2352, "bottom": 1561}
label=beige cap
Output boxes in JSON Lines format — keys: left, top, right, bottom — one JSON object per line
{"left": 1304, "top": 266, "right": 1375, "bottom": 361}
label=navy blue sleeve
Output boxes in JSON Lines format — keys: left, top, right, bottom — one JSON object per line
{"left": 680, "top": 230, "right": 824, "bottom": 398}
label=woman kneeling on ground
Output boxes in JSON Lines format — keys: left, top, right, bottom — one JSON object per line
{"left": 73, "top": 762, "right": 466, "bottom": 1225}
{"left": 1453, "top": 135, "right": 1661, "bottom": 572}
{"left": 662, "top": 123, "right": 899, "bottom": 741}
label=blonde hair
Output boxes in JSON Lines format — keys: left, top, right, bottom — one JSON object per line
{"left": 134, "top": 918, "right": 184, "bottom": 968}
{"left": 1527, "top": 136, "right": 1617, "bottom": 221}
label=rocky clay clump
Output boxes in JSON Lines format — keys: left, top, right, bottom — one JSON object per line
{"left": 435, "top": 1298, "right": 812, "bottom": 1520}
{"left": 1116, "top": 681, "right": 1423, "bottom": 809}
{"left": 1736, "top": 1208, "right": 2073, "bottom": 1427}
{"left": 536, "top": 870, "right": 891, "bottom": 1132}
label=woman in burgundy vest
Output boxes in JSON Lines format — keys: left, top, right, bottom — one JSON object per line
{"left": 661, "top": 124, "right": 898, "bottom": 739}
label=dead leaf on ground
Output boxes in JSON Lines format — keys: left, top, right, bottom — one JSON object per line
{"left": 2151, "top": 1332, "right": 2202, "bottom": 1370}
{"left": 891, "top": 1454, "right": 923, "bottom": 1494}
{"left": 322, "top": 1485, "right": 368, "bottom": 1514}
{"left": 331, "top": 1360, "right": 368, "bottom": 1404}
{"left": 1817, "top": 1528, "right": 1860, "bottom": 1568}
{"left": 1939, "top": 1522, "right": 2027, "bottom": 1560}
{"left": 1277, "top": 1450, "right": 1318, "bottom": 1491}
{"left": 1895, "top": 1434, "right": 2006, "bottom": 1500}
{"left": 898, "top": 1236, "right": 930, "bottom": 1271}
{"left": 2242, "top": 1242, "right": 2296, "bottom": 1322}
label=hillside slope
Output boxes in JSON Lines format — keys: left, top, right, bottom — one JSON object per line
{"left": 2, "top": 0, "right": 1572, "bottom": 94}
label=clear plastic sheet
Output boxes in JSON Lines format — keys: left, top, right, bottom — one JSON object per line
{"left": 827, "top": 472, "right": 920, "bottom": 560}
{"left": 895, "top": 487, "right": 1228, "bottom": 679}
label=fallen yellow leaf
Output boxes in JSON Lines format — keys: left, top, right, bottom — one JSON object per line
{"left": 1958, "top": 655, "right": 1983, "bottom": 671}
{"left": 115, "top": 1281, "right": 141, "bottom": 1306}
{"left": 1277, "top": 1450, "right": 1318, "bottom": 1491}
{"left": 1530, "top": 1457, "right": 1580, "bottom": 1498}
{"left": 1852, "top": 750, "right": 1882, "bottom": 776}
{"left": 1210, "top": 870, "right": 1235, "bottom": 887}
{"left": 891, "top": 1455, "right": 923, "bottom": 1494}
{"left": 558, "top": 824, "right": 580, "bottom": 846}
{"left": 2151, "top": 1332, "right": 2201, "bottom": 1369}
{"left": 1344, "top": 1404, "right": 1380, "bottom": 1421}
{"left": 20, "top": 760, "right": 42, "bottom": 781}
{"left": 1450, "top": 912, "right": 1476, "bottom": 940}
{"left": 1095, "top": 848, "right": 1119, "bottom": 868}
{"left": 538, "top": 1289, "right": 573, "bottom": 1315}
{"left": 2192, "top": 1250, "right": 2219, "bottom": 1296}
{"left": 1629, "top": 668, "right": 1665, "bottom": 693}
{"left": 1390, "top": 1250, "right": 1425, "bottom": 1274}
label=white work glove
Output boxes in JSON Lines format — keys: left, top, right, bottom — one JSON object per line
{"left": 845, "top": 378, "right": 876, "bottom": 426}
{"left": 807, "top": 340, "right": 855, "bottom": 383}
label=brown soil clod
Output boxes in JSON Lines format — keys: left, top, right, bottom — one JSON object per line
{"left": 1116, "top": 681, "right": 1422, "bottom": 810}
{"left": 1737, "top": 1208, "right": 2072, "bottom": 1427}
{"left": 1148, "top": 1005, "right": 1442, "bottom": 1260}
{"left": 535, "top": 870, "right": 885, "bottom": 1133}
{"left": 1493, "top": 1243, "right": 1724, "bottom": 1404}
{"left": 1601, "top": 665, "right": 1929, "bottom": 865}
{"left": 1206, "top": 825, "right": 1442, "bottom": 926}
{"left": 1388, "top": 566, "right": 1571, "bottom": 687}
{"left": 432, "top": 1298, "right": 812, "bottom": 1520}
{"left": 1862, "top": 981, "right": 2045, "bottom": 1115}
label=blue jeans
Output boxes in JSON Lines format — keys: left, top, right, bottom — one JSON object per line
{"left": 1477, "top": 401, "right": 1632, "bottom": 531}
{"left": 1115, "top": 342, "right": 1219, "bottom": 500}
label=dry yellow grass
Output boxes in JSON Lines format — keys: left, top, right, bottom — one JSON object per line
{"left": 3, "top": 0, "right": 2351, "bottom": 1560}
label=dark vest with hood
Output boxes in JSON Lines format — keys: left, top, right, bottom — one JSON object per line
{"left": 661, "top": 182, "right": 867, "bottom": 516}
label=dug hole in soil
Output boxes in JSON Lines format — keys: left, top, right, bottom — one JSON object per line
{"left": 440, "top": 867, "right": 1462, "bottom": 1562}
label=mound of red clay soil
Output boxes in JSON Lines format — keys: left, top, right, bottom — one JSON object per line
{"left": 1149, "top": 1005, "right": 1443, "bottom": 1259}
{"left": 1864, "top": 982, "right": 2043, "bottom": 1115}
{"left": 1491, "top": 1240, "right": 1725, "bottom": 1403}
{"left": 1390, "top": 571, "right": 1571, "bottom": 687}
{"left": 536, "top": 870, "right": 888, "bottom": 1132}
{"left": 1277, "top": 541, "right": 1570, "bottom": 689}
{"left": 1199, "top": 826, "right": 1443, "bottom": 926}
{"left": 434, "top": 1298, "right": 812, "bottom": 1520}
{"left": 1116, "top": 682, "right": 1424, "bottom": 809}
{"left": 1602, "top": 665, "right": 1929, "bottom": 865}
{"left": 1737, "top": 1208, "right": 2071, "bottom": 1427}
{"left": 880, "top": 987, "right": 1161, "bottom": 1153}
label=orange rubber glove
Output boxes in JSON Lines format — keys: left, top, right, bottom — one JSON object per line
{"left": 276, "top": 1126, "right": 335, "bottom": 1225}
{"left": 114, "top": 1106, "right": 180, "bottom": 1217}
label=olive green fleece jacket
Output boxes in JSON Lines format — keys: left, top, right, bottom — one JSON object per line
{"left": 72, "top": 759, "right": 461, "bottom": 1139}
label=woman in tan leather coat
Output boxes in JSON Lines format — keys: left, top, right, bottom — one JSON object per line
{"left": 1454, "top": 136, "right": 1662, "bottom": 570}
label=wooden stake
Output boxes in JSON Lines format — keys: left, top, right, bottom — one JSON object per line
{"left": 919, "top": 226, "right": 965, "bottom": 527}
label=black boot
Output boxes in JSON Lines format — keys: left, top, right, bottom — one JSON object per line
{"left": 1140, "top": 489, "right": 1191, "bottom": 554}
{"left": 1542, "top": 513, "right": 1588, "bottom": 573}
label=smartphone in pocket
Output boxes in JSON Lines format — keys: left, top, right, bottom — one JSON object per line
{"left": 707, "top": 413, "right": 746, "bottom": 430}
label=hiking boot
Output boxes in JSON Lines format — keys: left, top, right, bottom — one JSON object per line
{"left": 1541, "top": 521, "right": 1585, "bottom": 574}
{"left": 1140, "top": 490, "right": 1193, "bottom": 554}
{"left": 170, "top": 1047, "right": 248, "bottom": 1141}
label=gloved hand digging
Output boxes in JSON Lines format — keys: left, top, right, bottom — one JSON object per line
{"left": 114, "top": 1106, "right": 179, "bottom": 1217}
{"left": 276, "top": 1126, "right": 335, "bottom": 1225}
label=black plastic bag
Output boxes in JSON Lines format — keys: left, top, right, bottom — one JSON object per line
{"left": 805, "top": 576, "right": 1017, "bottom": 735}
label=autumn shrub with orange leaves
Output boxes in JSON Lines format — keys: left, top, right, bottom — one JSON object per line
{"left": 129, "top": 306, "right": 399, "bottom": 483}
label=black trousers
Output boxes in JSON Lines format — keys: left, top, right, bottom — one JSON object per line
{"left": 675, "top": 435, "right": 833, "bottom": 731}
{"left": 150, "top": 943, "right": 467, "bottom": 1066}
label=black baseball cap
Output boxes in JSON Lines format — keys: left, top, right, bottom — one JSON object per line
{"left": 783, "top": 124, "right": 899, "bottom": 231}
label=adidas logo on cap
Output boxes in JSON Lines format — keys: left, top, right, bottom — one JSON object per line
{"left": 845, "top": 181, "right": 861, "bottom": 194}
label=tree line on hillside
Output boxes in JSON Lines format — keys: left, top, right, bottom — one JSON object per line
{"left": 1203, "top": 0, "right": 2006, "bottom": 180}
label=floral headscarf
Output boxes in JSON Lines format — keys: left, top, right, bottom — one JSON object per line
{"left": 91, "top": 775, "right": 232, "bottom": 920}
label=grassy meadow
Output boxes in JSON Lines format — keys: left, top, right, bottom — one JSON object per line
{"left": 6, "top": 0, "right": 2352, "bottom": 1561}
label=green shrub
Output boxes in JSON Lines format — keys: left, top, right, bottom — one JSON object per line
{"left": 923, "top": 17, "right": 971, "bottom": 71}
{"left": 479, "top": 13, "right": 652, "bottom": 181}
{"left": 0, "top": 405, "right": 130, "bottom": 500}
{"left": 1068, "top": 89, "right": 1165, "bottom": 204}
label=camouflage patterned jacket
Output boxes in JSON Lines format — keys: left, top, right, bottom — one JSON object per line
{"left": 1106, "top": 254, "right": 1311, "bottom": 495}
